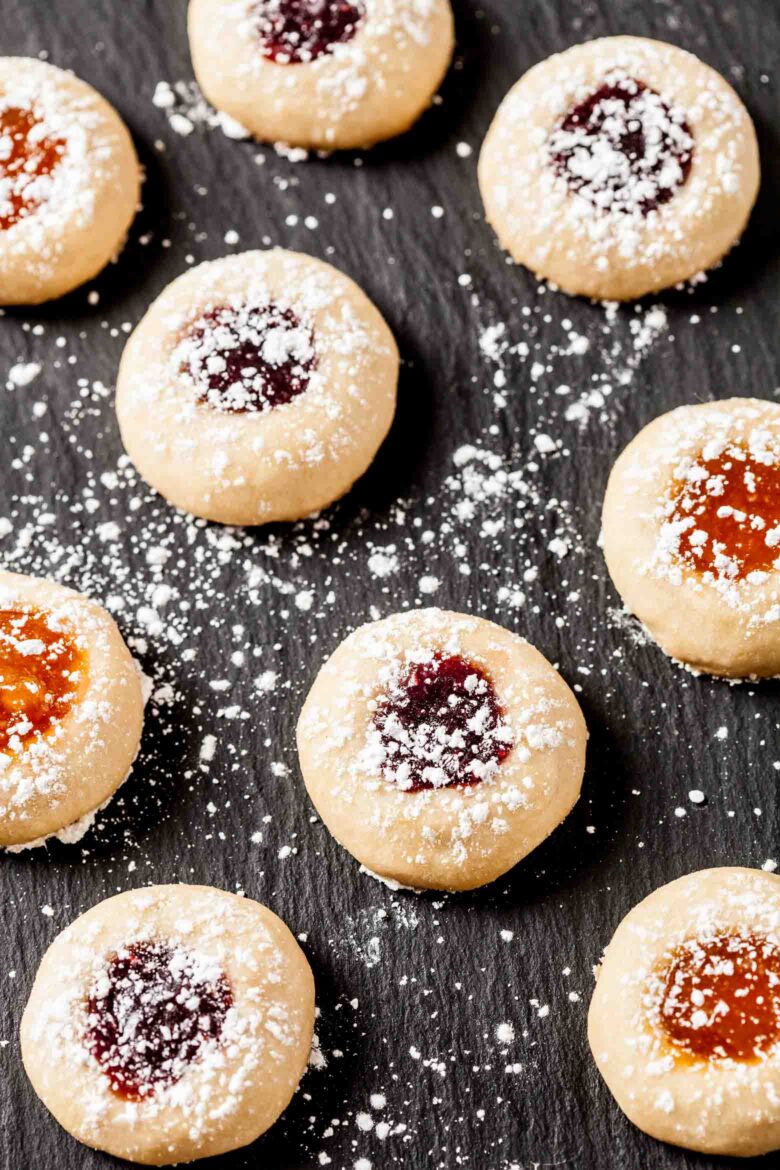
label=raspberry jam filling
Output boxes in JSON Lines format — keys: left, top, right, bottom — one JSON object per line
{"left": 85, "top": 939, "right": 232, "bottom": 1100}
{"left": 255, "top": 0, "right": 365, "bottom": 65}
{"left": 548, "top": 76, "right": 693, "bottom": 216}
{"left": 656, "top": 933, "right": 780, "bottom": 1062}
{"left": 178, "top": 303, "right": 316, "bottom": 414}
{"left": 371, "top": 653, "right": 513, "bottom": 792}
{"left": 668, "top": 446, "right": 780, "bottom": 581}
{"left": 0, "top": 608, "right": 85, "bottom": 754}
{"left": 0, "top": 106, "right": 66, "bottom": 231}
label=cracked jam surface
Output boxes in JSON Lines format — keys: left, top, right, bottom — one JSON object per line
{"left": 85, "top": 939, "right": 232, "bottom": 1100}
{"left": 668, "top": 447, "right": 780, "bottom": 582}
{"left": 0, "top": 608, "right": 85, "bottom": 755}
{"left": 548, "top": 76, "right": 694, "bottom": 216}
{"left": 177, "top": 302, "right": 316, "bottom": 414}
{"left": 371, "top": 653, "right": 513, "bottom": 792}
{"left": 655, "top": 932, "right": 780, "bottom": 1062}
{"left": 0, "top": 106, "right": 66, "bottom": 231}
{"left": 255, "top": 0, "right": 365, "bottom": 65}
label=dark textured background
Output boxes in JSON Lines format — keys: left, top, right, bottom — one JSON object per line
{"left": 0, "top": 1, "right": 779, "bottom": 1168}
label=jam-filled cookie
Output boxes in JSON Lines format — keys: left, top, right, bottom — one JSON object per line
{"left": 589, "top": 867, "right": 780, "bottom": 1157}
{"left": 297, "top": 608, "right": 587, "bottom": 891}
{"left": 188, "top": 0, "right": 454, "bottom": 150}
{"left": 0, "top": 58, "right": 140, "bottom": 305}
{"left": 602, "top": 398, "right": 780, "bottom": 678}
{"left": 478, "top": 36, "right": 760, "bottom": 301}
{"left": 116, "top": 249, "right": 398, "bottom": 526}
{"left": 0, "top": 569, "right": 144, "bottom": 849}
{"left": 21, "top": 885, "right": 315, "bottom": 1165}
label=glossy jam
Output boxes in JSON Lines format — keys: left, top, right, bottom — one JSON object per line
{"left": 657, "top": 933, "right": 780, "bottom": 1062}
{"left": 372, "top": 653, "right": 513, "bottom": 792}
{"left": 0, "top": 106, "right": 66, "bottom": 231}
{"left": 255, "top": 0, "right": 365, "bottom": 64}
{"left": 0, "top": 608, "right": 85, "bottom": 754}
{"left": 549, "top": 78, "right": 693, "bottom": 215}
{"left": 670, "top": 447, "right": 780, "bottom": 580}
{"left": 85, "top": 940, "right": 232, "bottom": 1100}
{"left": 180, "top": 303, "right": 316, "bottom": 414}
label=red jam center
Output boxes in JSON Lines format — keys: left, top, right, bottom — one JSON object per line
{"left": 0, "top": 106, "right": 66, "bottom": 231}
{"left": 657, "top": 933, "right": 780, "bottom": 1062}
{"left": 85, "top": 940, "right": 232, "bottom": 1100}
{"left": 669, "top": 447, "right": 780, "bottom": 580}
{"left": 549, "top": 77, "right": 693, "bottom": 215}
{"left": 255, "top": 0, "right": 365, "bottom": 64}
{"left": 372, "top": 653, "right": 513, "bottom": 792}
{"left": 0, "top": 608, "right": 85, "bottom": 754}
{"left": 179, "top": 303, "right": 316, "bottom": 414}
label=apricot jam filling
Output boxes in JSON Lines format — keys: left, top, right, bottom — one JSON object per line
{"left": 85, "top": 939, "right": 232, "bottom": 1100}
{"left": 668, "top": 446, "right": 780, "bottom": 580}
{"left": 177, "top": 302, "right": 316, "bottom": 414}
{"left": 255, "top": 0, "right": 365, "bottom": 65}
{"left": 0, "top": 607, "right": 86, "bottom": 754}
{"left": 548, "top": 76, "right": 693, "bottom": 216}
{"left": 656, "top": 932, "right": 780, "bottom": 1062}
{"left": 0, "top": 105, "right": 66, "bottom": 231}
{"left": 371, "top": 653, "right": 513, "bottom": 792}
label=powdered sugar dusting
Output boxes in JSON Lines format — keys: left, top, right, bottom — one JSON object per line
{"left": 2, "top": 7, "right": 777, "bottom": 1167}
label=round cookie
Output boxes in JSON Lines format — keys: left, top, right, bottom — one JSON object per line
{"left": 21, "top": 884, "right": 315, "bottom": 1165}
{"left": 602, "top": 397, "right": 780, "bottom": 678}
{"left": 0, "top": 58, "right": 140, "bottom": 305}
{"left": 188, "top": 0, "right": 454, "bottom": 150}
{"left": 297, "top": 608, "right": 587, "bottom": 891}
{"left": 589, "top": 867, "right": 780, "bottom": 1157}
{"left": 116, "top": 249, "right": 399, "bottom": 526}
{"left": 478, "top": 36, "right": 760, "bottom": 301}
{"left": 0, "top": 569, "right": 144, "bottom": 849}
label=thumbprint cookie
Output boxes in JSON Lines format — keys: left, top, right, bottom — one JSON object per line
{"left": 602, "top": 398, "right": 780, "bottom": 678}
{"left": 0, "top": 58, "right": 140, "bottom": 305}
{"left": 21, "top": 885, "right": 315, "bottom": 1165}
{"left": 297, "top": 608, "right": 587, "bottom": 891}
{"left": 589, "top": 867, "right": 780, "bottom": 1157}
{"left": 116, "top": 249, "right": 398, "bottom": 526}
{"left": 479, "top": 36, "right": 760, "bottom": 301}
{"left": 0, "top": 569, "right": 144, "bottom": 849}
{"left": 187, "top": 0, "right": 454, "bottom": 150}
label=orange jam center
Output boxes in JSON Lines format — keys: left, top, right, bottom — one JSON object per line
{"left": 658, "top": 933, "right": 780, "bottom": 1062}
{"left": 0, "top": 608, "right": 86, "bottom": 754}
{"left": 0, "top": 105, "right": 66, "bottom": 231}
{"left": 669, "top": 446, "right": 780, "bottom": 580}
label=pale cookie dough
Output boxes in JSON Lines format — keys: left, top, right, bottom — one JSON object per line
{"left": 21, "top": 884, "right": 315, "bottom": 1165}
{"left": 0, "top": 569, "right": 144, "bottom": 849}
{"left": 188, "top": 0, "right": 454, "bottom": 150}
{"left": 589, "top": 867, "right": 780, "bottom": 1158}
{"left": 297, "top": 608, "right": 587, "bottom": 891}
{"left": 0, "top": 58, "right": 140, "bottom": 305}
{"left": 602, "top": 397, "right": 780, "bottom": 678}
{"left": 116, "top": 249, "right": 399, "bottom": 526}
{"left": 479, "top": 36, "right": 760, "bottom": 301}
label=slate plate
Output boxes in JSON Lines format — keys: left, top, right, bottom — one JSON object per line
{"left": 0, "top": 1, "right": 779, "bottom": 1168}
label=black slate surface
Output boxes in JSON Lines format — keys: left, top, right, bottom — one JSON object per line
{"left": 1, "top": 1, "right": 779, "bottom": 1168}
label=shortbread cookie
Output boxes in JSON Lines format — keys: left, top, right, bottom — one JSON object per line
{"left": 0, "top": 569, "right": 144, "bottom": 849}
{"left": 116, "top": 249, "right": 398, "bottom": 526}
{"left": 188, "top": 0, "right": 454, "bottom": 150}
{"left": 0, "top": 58, "right": 139, "bottom": 304}
{"left": 21, "top": 885, "right": 315, "bottom": 1165}
{"left": 589, "top": 867, "right": 780, "bottom": 1157}
{"left": 479, "top": 36, "right": 760, "bottom": 300}
{"left": 297, "top": 608, "right": 587, "bottom": 891}
{"left": 602, "top": 398, "right": 780, "bottom": 678}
